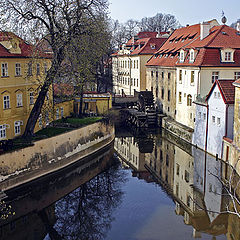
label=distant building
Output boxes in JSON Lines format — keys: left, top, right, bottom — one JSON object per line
{"left": 112, "top": 31, "right": 168, "bottom": 96}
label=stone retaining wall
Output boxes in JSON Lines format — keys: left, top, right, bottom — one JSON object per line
{"left": 0, "top": 121, "right": 114, "bottom": 190}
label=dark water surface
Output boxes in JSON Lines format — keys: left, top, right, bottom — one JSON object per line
{"left": 0, "top": 129, "right": 239, "bottom": 240}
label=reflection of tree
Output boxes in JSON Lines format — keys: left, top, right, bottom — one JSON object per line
{"left": 53, "top": 162, "right": 126, "bottom": 240}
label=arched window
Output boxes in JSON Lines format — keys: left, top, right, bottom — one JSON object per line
{"left": 187, "top": 94, "right": 192, "bottom": 106}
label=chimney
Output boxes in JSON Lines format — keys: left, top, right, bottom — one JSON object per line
{"left": 237, "top": 21, "right": 240, "bottom": 32}
{"left": 200, "top": 22, "right": 211, "bottom": 40}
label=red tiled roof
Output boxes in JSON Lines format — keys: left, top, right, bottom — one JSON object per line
{"left": 206, "top": 79, "right": 235, "bottom": 104}
{"left": 0, "top": 32, "right": 52, "bottom": 59}
{"left": 147, "top": 22, "right": 240, "bottom": 68}
{"left": 233, "top": 79, "right": 240, "bottom": 87}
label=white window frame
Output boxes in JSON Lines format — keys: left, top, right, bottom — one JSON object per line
{"left": 1, "top": 63, "right": 8, "bottom": 77}
{"left": 189, "top": 49, "right": 195, "bottom": 63}
{"left": 179, "top": 50, "right": 185, "bottom": 63}
{"left": 234, "top": 72, "right": 240, "bottom": 80}
{"left": 221, "top": 48, "right": 235, "bottom": 63}
{"left": 0, "top": 125, "right": 6, "bottom": 139}
{"left": 212, "top": 72, "right": 219, "bottom": 83}
{"left": 16, "top": 93, "right": 23, "bottom": 107}
{"left": 14, "top": 121, "right": 21, "bottom": 135}
{"left": 29, "top": 92, "right": 34, "bottom": 105}
{"left": 3, "top": 95, "right": 10, "bottom": 109}
{"left": 15, "top": 63, "right": 21, "bottom": 76}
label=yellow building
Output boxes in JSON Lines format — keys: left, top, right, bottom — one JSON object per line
{"left": 75, "top": 92, "right": 112, "bottom": 115}
{"left": 0, "top": 32, "right": 53, "bottom": 140}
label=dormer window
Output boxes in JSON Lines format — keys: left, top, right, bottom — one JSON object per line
{"left": 221, "top": 48, "right": 235, "bottom": 63}
{"left": 189, "top": 49, "right": 195, "bottom": 63}
{"left": 150, "top": 44, "right": 156, "bottom": 49}
{"left": 179, "top": 50, "right": 185, "bottom": 63}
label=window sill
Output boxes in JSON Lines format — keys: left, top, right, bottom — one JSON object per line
{"left": 16, "top": 106, "right": 23, "bottom": 108}
{"left": 1, "top": 76, "right": 9, "bottom": 78}
{"left": 3, "top": 108, "right": 11, "bottom": 110}
{"left": 15, "top": 75, "right": 22, "bottom": 77}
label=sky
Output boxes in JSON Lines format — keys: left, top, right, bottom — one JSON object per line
{"left": 108, "top": 0, "right": 240, "bottom": 27}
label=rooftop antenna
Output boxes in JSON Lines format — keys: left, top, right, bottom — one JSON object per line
{"left": 221, "top": 11, "right": 227, "bottom": 25}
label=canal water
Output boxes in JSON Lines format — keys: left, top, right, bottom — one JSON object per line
{"left": 0, "top": 129, "right": 239, "bottom": 239}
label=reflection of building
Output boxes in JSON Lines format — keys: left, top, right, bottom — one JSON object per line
{"left": 114, "top": 136, "right": 146, "bottom": 172}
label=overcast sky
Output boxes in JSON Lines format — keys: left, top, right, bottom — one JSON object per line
{"left": 109, "top": 0, "right": 239, "bottom": 26}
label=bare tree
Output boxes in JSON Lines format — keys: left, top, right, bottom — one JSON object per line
{"left": 0, "top": 0, "right": 109, "bottom": 138}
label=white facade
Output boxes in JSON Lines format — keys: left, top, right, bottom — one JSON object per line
{"left": 176, "top": 67, "right": 200, "bottom": 129}
{"left": 192, "top": 103, "right": 207, "bottom": 150}
{"left": 207, "top": 84, "right": 234, "bottom": 157}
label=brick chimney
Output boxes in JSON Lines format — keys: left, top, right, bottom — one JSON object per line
{"left": 200, "top": 22, "right": 211, "bottom": 40}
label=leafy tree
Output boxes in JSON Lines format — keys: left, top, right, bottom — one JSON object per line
{"left": 0, "top": 0, "right": 109, "bottom": 137}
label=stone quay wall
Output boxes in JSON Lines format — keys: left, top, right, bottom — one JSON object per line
{"left": 0, "top": 121, "right": 114, "bottom": 190}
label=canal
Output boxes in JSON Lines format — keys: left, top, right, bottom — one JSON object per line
{"left": 0, "top": 128, "right": 239, "bottom": 239}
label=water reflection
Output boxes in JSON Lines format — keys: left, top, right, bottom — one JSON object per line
{"left": 114, "top": 130, "right": 239, "bottom": 239}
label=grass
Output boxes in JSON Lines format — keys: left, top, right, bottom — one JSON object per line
{"left": 34, "top": 127, "right": 73, "bottom": 138}
{"left": 56, "top": 117, "right": 102, "bottom": 126}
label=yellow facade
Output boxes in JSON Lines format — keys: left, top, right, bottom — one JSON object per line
{"left": 0, "top": 56, "right": 53, "bottom": 140}
{"left": 75, "top": 93, "right": 112, "bottom": 115}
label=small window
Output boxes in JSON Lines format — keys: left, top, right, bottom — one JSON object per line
{"left": 28, "top": 62, "right": 32, "bottom": 76}
{"left": 151, "top": 71, "right": 154, "bottom": 77}
{"left": 15, "top": 63, "right": 21, "bottom": 76}
{"left": 14, "top": 121, "right": 21, "bottom": 135}
{"left": 44, "top": 63, "right": 48, "bottom": 74}
{"left": 225, "top": 52, "right": 231, "bottom": 61}
{"left": 162, "top": 72, "right": 164, "bottom": 79}
{"left": 198, "top": 112, "right": 201, "bottom": 119}
{"left": 61, "top": 107, "right": 64, "bottom": 118}
{"left": 214, "top": 92, "right": 217, "bottom": 98}
{"left": 189, "top": 50, "right": 195, "bottom": 62}
{"left": 234, "top": 72, "right": 240, "bottom": 80}
{"left": 212, "top": 72, "right": 219, "bottom": 83}
{"left": 0, "top": 125, "right": 6, "bottom": 139}
{"left": 179, "top": 70, "right": 182, "bottom": 83}
{"left": 3, "top": 95, "right": 10, "bottom": 109}
{"left": 179, "top": 50, "right": 185, "bottom": 62}
{"left": 203, "top": 113, "right": 206, "bottom": 120}
{"left": 176, "top": 163, "right": 180, "bottom": 175}
{"left": 16, "top": 93, "right": 23, "bottom": 107}
{"left": 187, "top": 94, "right": 192, "bottom": 106}
{"left": 168, "top": 72, "right": 171, "bottom": 80}
{"left": 36, "top": 63, "right": 40, "bottom": 75}
{"left": 212, "top": 116, "right": 216, "bottom": 124}
{"left": 1, "top": 63, "right": 8, "bottom": 77}
{"left": 156, "top": 71, "right": 158, "bottom": 79}
{"left": 56, "top": 108, "right": 59, "bottom": 120}
{"left": 29, "top": 92, "right": 34, "bottom": 105}
{"left": 185, "top": 170, "right": 190, "bottom": 183}
{"left": 161, "top": 88, "right": 164, "bottom": 99}
{"left": 217, "top": 117, "right": 221, "bottom": 125}
{"left": 179, "top": 92, "right": 182, "bottom": 103}
{"left": 45, "top": 111, "right": 49, "bottom": 125}
{"left": 168, "top": 90, "right": 171, "bottom": 101}
{"left": 191, "top": 71, "right": 194, "bottom": 84}
{"left": 217, "top": 92, "right": 221, "bottom": 98}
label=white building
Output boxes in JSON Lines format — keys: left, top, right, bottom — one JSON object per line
{"left": 112, "top": 32, "right": 168, "bottom": 96}
{"left": 193, "top": 79, "right": 235, "bottom": 157}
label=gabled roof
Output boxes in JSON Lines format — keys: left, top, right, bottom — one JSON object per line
{"left": 206, "top": 79, "right": 235, "bottom": 104}
{"left": 146, "top": 21, "right": 240, "bottom": 68}
{"left": 0, "top": 32, "right": 52, "bottom": 59}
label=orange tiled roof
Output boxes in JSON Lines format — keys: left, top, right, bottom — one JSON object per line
{"left": 147, "top": 23, "right": 240, "bottom": 67}
{"left": 0, "top": 32, "right": 52, "bottom": 59}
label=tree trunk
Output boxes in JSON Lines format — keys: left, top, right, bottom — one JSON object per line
{"left": 23, "top": 48, "right": 64, "bottom": 138}
{"left": 78, "top": 85, "right": 84, "bottom": 117}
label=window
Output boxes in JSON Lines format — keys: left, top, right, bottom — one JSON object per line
{"left": 168, "top": 90, "right": 171, "bottom": 101}
{"left": 162, "top": 72, "right": 164, "bottom": 79}
{"left": 179, "top": 70, "right": 182, "bottom": 83}
{"left": 217, "top": 92, "right": 220, "bottom": 98}
{"left": 1, "top": 63, "right": 8, "bottom": 77}
{"left": 28, "top": 62, "right": 32, "bottom": 76}
{"left": 156, "top": 87, "right": 158, "bottom": 98}
{"left": 14, "top": 121, "right": 21, "bottom": 135}
{"left": 166, "top": 154, "right": 169, "bottom": 166}
{"left": 151, "top": 71, "right": 154, "bottom": 77}
{"left": 179, "top": 92, "right": 182, "bottom": 103}
{"left": 185, "top": 170, "right": 190, "bottom": 183}
{"left": 217, "top": 117, "right": 221, "bottom": 125}
{"left": 45, "top": 111, "right": 49, "bottom": 125}
{"left": 234, "top": 72, "right": 240, "bottom": 80}
{"left": 198, "top": 112, "right": 201, "bottom": 119}
{"left": 214, "top": 92, "right": 217, "bottom": 98}
{"left": 191, "top": 71, "right": 194, "bottom": 84}
{"left": 176, "top": 164, "right": 180, "bottom": 175}
{"left": 189, "top": 49, "right": 195, "bottom": 62}
{"left": 3, "top": 95, "right": 10, "bottom": 109}
{"left": 56, "top": 108, "right": 59, "bottom": 120}
{"left": 136, "top": 79, "right": 138, "bottom": 87}
{"left": 36, "top": 63, "right": 40, "bottom": 75}
{"left": 136, "top": 60, "right": 138, "bottom": 69}
{"left": 187, "top": 195, "right": 191, "bottom": 207}
{"left": 203, "top": 113, "right": 206, "bottom": 120}
{"left": 0, "top": 125, "right": 6, "bottom": 139}
{"left": 179, "top": 50, "right": 185, "bottom": 62}
{"left": 212, "top": 72, "right": 219, "bottom": 83}
{"left": 212, "top": 115, "right": 216, "bottom": 124}
{"left": 168, "top": 72, "right": 171, "bottom": 80}
{"left": 39, "top": 114, "right": 42, "bottom": 127}
{"left": 44, "top": 63, "right": 48, "bottom": 74}
{"left": 156, "top": 71, "right": 158, "bottom": 79}
{"left": 29, "top": 92, "right": 34, "bottom": 105}
{"left": 225, "top": 52, "right": 231, "bottom": 61}
{"left": 187, "top": 94, "right": 192, "bottom": 106}
{"left": 16, "top": 93, "right": 23, "bottom": 107}
{"left": 161, "top": 88, "right": 164, "bottom": 99}
{"left": 15, "top": 63, "right": 21, "bottom": 76}
{"left": 61, "top": 107, "right": 64, "bottom": 118}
